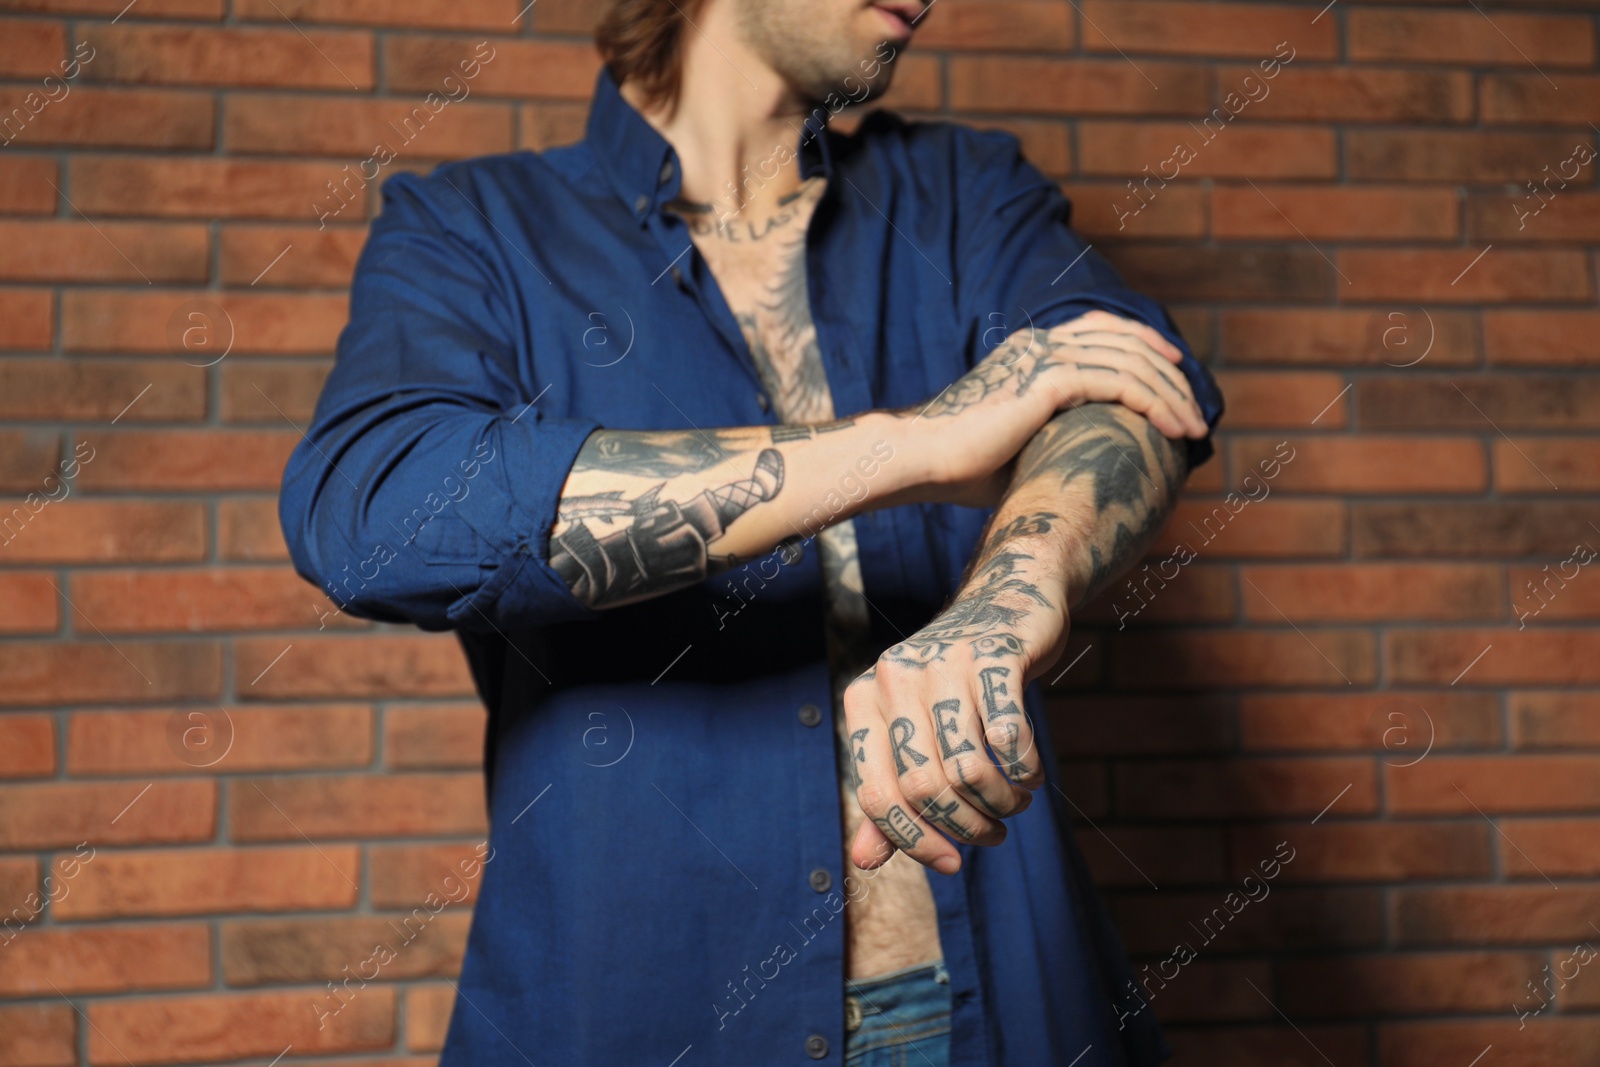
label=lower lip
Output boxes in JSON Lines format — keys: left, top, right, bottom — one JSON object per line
{"left": 873, "top": 5, "right": 915, "bottom": 39}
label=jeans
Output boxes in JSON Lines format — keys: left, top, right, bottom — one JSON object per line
{"left": 844, "top": 960, "right": 952, "bottom": 1067}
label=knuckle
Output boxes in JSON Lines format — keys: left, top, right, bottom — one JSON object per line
{"left": 898, "top": 767, "right": 942, "bottom": 805}
{"left": 854, "top": 781, "right": 894, "bottom": 816}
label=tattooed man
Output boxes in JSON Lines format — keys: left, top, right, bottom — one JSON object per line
{"left": 281, "top": 1, "right": 1223, "bottom": 1065}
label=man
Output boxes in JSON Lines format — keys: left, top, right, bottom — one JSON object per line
{"left": 280, "top": 0, "right": 1224, "bottom": 1063}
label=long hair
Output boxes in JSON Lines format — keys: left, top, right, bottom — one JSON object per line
{"left": 595, "top": 0, "right": 711, "bottom": 117}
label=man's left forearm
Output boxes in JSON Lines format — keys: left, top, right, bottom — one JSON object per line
{"left": 970, "top": 400, "right": 1189, "bottom": 617}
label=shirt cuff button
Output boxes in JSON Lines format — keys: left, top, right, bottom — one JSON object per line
{"left": 805, "top": 1034, "right": 829, "bottom": 1059}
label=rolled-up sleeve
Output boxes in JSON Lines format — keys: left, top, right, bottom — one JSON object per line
{"left": 954, "top": 127, "right": 1224, "bottom": 467}
{"left": 278, "top": 170, "right": 602, "bottom": 632}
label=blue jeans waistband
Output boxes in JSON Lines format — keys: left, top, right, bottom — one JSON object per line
{"left": 844, "top": 959, "right": 951, "bottom": 1062}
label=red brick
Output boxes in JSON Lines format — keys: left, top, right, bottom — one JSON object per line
{"left": 1496, "top": 438, "right": 1600, "bottom": 494}
{"left": 0, "top": 924, "right": 211, "bottom": 995}
{"left": 1342, "top": 249, "right": 1590, "bottom": 304}
{"left": 1116, "top": 888, "right": 1384, "bottom": 955}
{"left": 1114, "top": 757, "right": 1377, "bottom": 818}
{"left": 517, "top": 100, "right": 588, "bottom": 152}
{"left": 1227, "top": 67, "right": 1472, "bottom": 124}
{"left": 0, "top": 713, "right": 55, "bottom": 776}
{"left": 1390, "top": 755, "right": 1600, "bottom": 814}
{"left": 230, "top": 773, "right": 486, "bottom": 840}
{"left": 0, "top": 0, "right": 219, "bottom": 14}
{"left": 1081, "top": 2, "right": 1333, "bottom": 59}
{"left": 0, "top": 220, "right": 207, "bottom": 282}
{"left": 1238, "top": 692, "right": 1502, "bottom": 751}
{"left": 1498, "top": 819, "right": 1600, "bottom": 878}
{"left": 1231, "top": 437, "right": 1485, "bottom": 495}
{"left": 1350, "top": 9, "right": 1595, "bottom": 67}
{"left": 0, "top": 19, "right": 64, "bottom": 77}
{"left": 1220, "top": 308, "right": 1478, "bottom": 367}
{"left": 0, "top": 429, "right": 59, "bottom": 492}
{"left": 1051, "top": 695, "right": 1234, "bottom": 756}
{"left": 236, "top": 0, "right": 521, "bottom": 29}
{"left": 1241, "top": 563, "right": 1500, "bottom": 624}
{"left": 222, "top": 912, "right": 470, "bottom": 984}
{"left": 62, "top": 289, "right": 346, "bottom": 354}
{"left": 384, "top": 37, "right": 597, "bottom": 100}
{"left": 910, "top": 1, "right": 1076, "bottom": 51}
{"left": 1232, "top": 823, "right": 1492, "bottom": 882}
{"left": 81, "top": 24, "right": 374, "bottom": 89}
{"left": 1213, "top": 185, "right": 1458, "bottom": 241}
{"left": 1512, "top": 692, "right": 1600, "bottom": 748}
{"left": 0, "top": 1004, "right": 75, "bottom": 1067}
{"left": 1469, "top": 191, "right": 1600, "bottom": 243}
{"left": 1063, "top": 181, "right": 1205, "bottom": 239}
{"left": 220, "top": 360, "right": 332, "bottom": 423}
{"left": 1360, "top": 376, "right": 1600, "bottom": 432}
{"left": 236, "top": 634, "right": 475, "bottom": 700}
{"left": 1131, "top": 958, "right": 1272, "bottom": 1024}
{"left": 67, "top": 705, "right": 372, "bottom": 775}
{"left": 1486, "top": 310, "right": 1600, "bottom": 366}
{"left": 0, "top": 641, "right": 219, "bottom": 708}
{"left": 1389, "top": 627, "right": 1600, "bottom": 686}
{"left": 54, "top": 845, "right": 358, "bottom": 919}
{"left": 0, "top": 360, "right": 205, "bottom": 424}
{"left": 1482, "top": 73, "right": 1600, "bottom": 125}
{"left": 1076, "top": 826, "right": 1226, "bottom": 888}
{"left": 72, "top": 156, "right": 351, "bottom": 219}
{"left": 1211, "top": 372, "right": 1349, "bottom": 427}
{"left": 405, "top": 984, "right": 454, "bottom": 1053}
{"left": 369, "top": 841, "right": 489, "bottom": 908}
{"left": 386, "top": 704, "right": 485, "bottom": 769}
{"left": 227, "top": 94, "right": 514, "bottom": 158}
{"left": 219, "top": 224, "right": 366, "bottom": 288}
{"left": 0, "top": 856, "right": 38, "bottom": 910}
{"left": 1164, "top": 1025, "right": 1371, "bottom": 1067}
{"left": 0, "top": 780, "right": 215, "bottom": 849}
{"left": 0, "top": 157, "right": 57, "bottom": 215}
{"left": 867, "top": 54, "right": 942, "bottom": 113}
{"left": 1397, "top": 887, "right": 1600, "bottom": 945}
{"left": 1077, "top": 563, "right": 1237, "bottom": 627}
{"left": 1116, "top": 245, "right": 1331, "bottom": 302}
{"left": 0, "top": 501, "right": 206, "bottom": 563}
{"left": 1280, "top": 951, "right": 1542, "bottom": 1016}
{"left": 1155, "top": 500, "right": 1347, "bottom": 558}
{"left": 1080, "top": 122, "right": 1336, "bottom": 179}
{"left": 959, "top": 117, "right": 1073, "bottom": 177}
{"left": 1382, "top": 1019, "right": 1600, "bottom": 1067}
{"left": 88, "top": 988, "right": 395, "bottom": 1064}
{"left": 0, "top": 289, "right": 53, "bottom": 347}
{"left": 71, "top": 432, "right": 294, "bottom": 494}
{"left": 0, "top": 573, "right": 58, "bottom": 633}
{"left": 220, "top": 498, "right": 291, "bottom": 561}
{"left": 0, "top": 86, "right": 213, "bottom": 149}
{"left": 951, "top": 57, "right": 1208, "bottom": 116}
{"left": 1349, "top": 130, "right": 1582, "bottom": 183}
{"left": 1355, "top": 502, "right": 1599, "bottom": 558}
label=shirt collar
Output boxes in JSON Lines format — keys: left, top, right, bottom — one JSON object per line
{"left": 585, "top": 66, "right": 836, "bottom": 224}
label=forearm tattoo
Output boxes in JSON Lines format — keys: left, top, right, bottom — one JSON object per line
{"left": 879, "top": 539, "right": 1056, "bottom": 669}
{"left": 551, "top": 443, "right": 785, "bottom": 608}
{"left": 1008, "top": 402, "right": 1189, "bottom": 608}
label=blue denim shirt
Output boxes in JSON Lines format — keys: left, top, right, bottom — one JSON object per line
{"left": 280, "top": 68, "right": 1222, "bottom": 1067}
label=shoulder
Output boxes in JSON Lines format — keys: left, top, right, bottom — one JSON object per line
{"left": 373, "top": 145, "right": 598, "bottom": 234}
{"left": 832, "top": 110, "right": 1029, "bottom": 174}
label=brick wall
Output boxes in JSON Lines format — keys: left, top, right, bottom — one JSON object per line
{"left": 0, "top": 1, "right": 1596, "bottom": 1064}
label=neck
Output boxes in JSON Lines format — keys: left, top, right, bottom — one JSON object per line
{"left": 620, "top": 7, "right": 817, "bottom": 221}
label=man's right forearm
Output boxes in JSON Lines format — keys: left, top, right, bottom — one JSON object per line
{"left": 550, "top": 414, "right": 932, "bottom": 609}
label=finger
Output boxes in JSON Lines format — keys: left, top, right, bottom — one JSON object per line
{"left": 850, "top": 818, "right": 898, "bottom": 871}
{"left": 845, "top": 685, "right": 964, "bottom": 874}
{"left": 971, "top": 660, "right": 1046, "bottom": 790}
{"left": 1059, "top": 332, "right": 1206, "bottom": 436}
{"left": 885, "top": 705, "right": 1008, "bottom": 847}
{"left": 1061, "top": 311, "right": 1185, "bottom": 364}
{"left": 933, "top": 694, "right": 1032, "bottom": 818}
{"left": 1046, "top": 354, "right": 1190, "bottom": 439}
{"left": 1062, "top": 343, "right": 1204, "bottom": 439}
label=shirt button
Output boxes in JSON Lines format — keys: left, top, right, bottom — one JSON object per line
{"left": 669, "top": 265, "right": 684, "bottom": 287}
{"left": 808, "top": 867, "right": 831, "bottom": 893}
{"left": 634, "top": 193, "right": 649, "bottom": 214}
{"left": 755, "top": 392, "right": 770, "bottom": 411}
{"left": 659, "top": 159, "right": 674, "bottom": 184}
{"left": 797, "top": 703, "right": 822, "bottom": 727}
{"left": 805, "top": 1034, "right": 829, "bottom": 1059}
